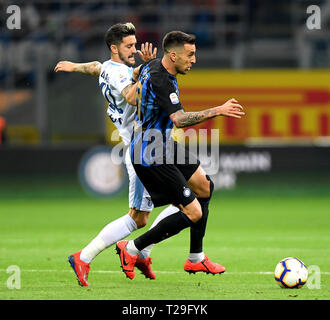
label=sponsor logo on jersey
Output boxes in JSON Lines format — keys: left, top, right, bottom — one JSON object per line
{"left": 169, "top": 92, "right": 180, "bottom": 104}
{"left": 119, "top": 74, "right": 128, "bottom": 83}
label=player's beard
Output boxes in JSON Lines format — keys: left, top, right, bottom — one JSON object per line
{"left": 176, "top": 67, "right": 188, "bottom": 75}
{"left": 119, "top": 51, "right": 135, "bottom": 67}
{"left": 176, "top": 69, "right": 187, "bottom": 75}
{"left": 175, "top": 60, "right": 191, "bottom": 75}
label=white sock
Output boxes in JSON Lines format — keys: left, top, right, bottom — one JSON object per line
{"left": 126, "top": 240, "right": 140, "bottom": 256}
{"left": 188, "top": 252, "right": 205, "bottom": 263}
{"left": 80, "top": 237, "right": 107, "bottom": 264}
{"left": 138, "top": 205, "right": 179, "bottom": 259}
{"left": 80, "top": 214, "right": 137, "bottom": 263}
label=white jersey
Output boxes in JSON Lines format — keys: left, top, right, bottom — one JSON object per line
{"left": 99, "top": 59, "right": 136, "bottom": 146}
{"left": 98, "top": 59, "right": 154, "bottom": 212}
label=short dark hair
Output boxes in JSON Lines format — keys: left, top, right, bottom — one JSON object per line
{"left": 162, "top": 31, "right": 196, "bottom": 53}
{"left": 104, "top": 22, "right": 136, "bottom": 49}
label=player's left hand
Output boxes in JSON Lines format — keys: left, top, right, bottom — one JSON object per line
{"left": 217, "top": 98, "right": 245, "bottom": 118}
{"left": 137, "top": 42, "right": 157, "bottom": 62}
{"left": 54, "top": 61, "right": 75, "bottom": 73}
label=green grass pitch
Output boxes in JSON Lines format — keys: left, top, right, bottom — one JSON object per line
{"left": 0, "top": 172, "right": 329, "bottom": 300}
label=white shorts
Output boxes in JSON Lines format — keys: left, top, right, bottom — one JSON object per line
{"left": 124, "top": 147, "right": 154, "bottom": 212}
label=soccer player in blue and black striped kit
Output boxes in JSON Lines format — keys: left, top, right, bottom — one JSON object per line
{"left": 116, "top": 31, "right": 245, "bottom": 279}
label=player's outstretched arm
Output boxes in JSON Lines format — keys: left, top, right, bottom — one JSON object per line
{"left": 54, "top": 61, "right": 102, "bottom": 76}
{"left": 170, "top": 98, "right": 245, "bottom": 128}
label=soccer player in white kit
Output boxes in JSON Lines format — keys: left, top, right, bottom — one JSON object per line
{"left": 55, "top": 22, "right": 221, "bottom": 287}
{"left": 55, "top": 23, "right": 179, "bottom": 286}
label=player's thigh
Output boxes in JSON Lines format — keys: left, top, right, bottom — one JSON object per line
{"left": 173, "top": 141, "right": 209, "bottom": 197}
{"left": 133, "top": 163, "right": 196, "bottom": 209}
{"left": 187, "top": 165, "right": 210, "bottom": 199}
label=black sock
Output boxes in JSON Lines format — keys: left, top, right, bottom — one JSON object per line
{"left": 189, "top": 197, "right": 210, "bottom": 253}
{"left": 189, "top": 175, "right": 214, "bottom": 253}
{"left": 134, "top": 211, "right": 193, "bottom": 251}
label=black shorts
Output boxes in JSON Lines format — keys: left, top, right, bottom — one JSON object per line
{"left": 133, "top": 142, "right": 200, "bottom": 208}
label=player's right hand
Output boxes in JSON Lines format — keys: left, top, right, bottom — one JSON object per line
{"left": 54, "top": 61, "right": 75, "bottom": 73}
{"left": 137, "top": 42, "right": 157, "bottom": 62}
{"left": 217, "top": 98, "right": 245, "bottom": 118}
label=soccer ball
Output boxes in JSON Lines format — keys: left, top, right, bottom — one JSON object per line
{"left": 274, "top": 257, "right": 308, "bottom": 288}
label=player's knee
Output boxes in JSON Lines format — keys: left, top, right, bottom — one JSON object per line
{"left": 128, "top": 209, "right": 150, "bottom": 229}
{"left": 182, "top": 200, "right": 202, "bottom": 223}
{"left": 190, "top": 207, "right": 202, "bottom": 223}
{"left": 195, "top": 175, "right": 214, "bottom": 199}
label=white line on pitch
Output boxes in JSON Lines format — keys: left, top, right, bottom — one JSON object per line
{"left": 1, "top": 269, "right": 329, "bottom": 275}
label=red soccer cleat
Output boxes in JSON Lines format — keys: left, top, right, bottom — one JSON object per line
{"left": 115, "top": 240, "right": 138, "bottom": 279}
{"left": 135, "top": 257, "right": 156, "bottom": 280}
{"left": 184, "top": 254, "right": 226, "bottom": 275}
{"left": 68, "top": 251, "right": 91, "bottom": 287}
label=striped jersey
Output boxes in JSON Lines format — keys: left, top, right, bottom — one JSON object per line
{"left": 130, "top": 58, "right": 183, "bottom": 166}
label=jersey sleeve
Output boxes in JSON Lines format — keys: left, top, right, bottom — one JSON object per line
{"left": 110, "top": 64, "right": 133, "bottom": 94}
{"left": 151, "top": 76, "right": 183, "bottom": 116}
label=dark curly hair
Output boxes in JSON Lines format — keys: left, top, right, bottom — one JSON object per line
{"left": 104, "top": 22, "right": 136, "bottom": 49}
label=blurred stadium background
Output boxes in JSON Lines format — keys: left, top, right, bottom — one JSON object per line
{"left": 1, "top": 0, "right": 329, "bottom": 196}
{"left": 0, "top": 0, "right": 330, "bottom": 300}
